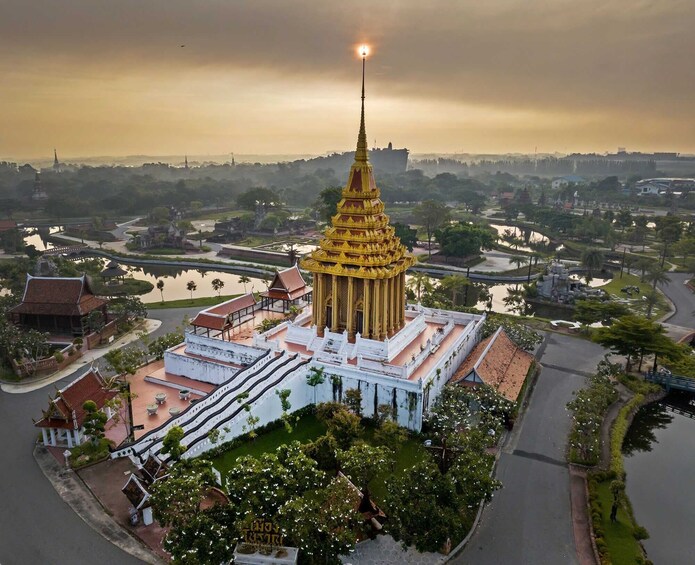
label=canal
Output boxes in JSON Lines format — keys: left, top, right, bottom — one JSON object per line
{"left": 623, "top": 392, "right": 695, "bottom": 565}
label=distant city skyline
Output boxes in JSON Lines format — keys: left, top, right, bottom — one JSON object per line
{"left": 2, "top": 0, "right": 694, "bottom": 158}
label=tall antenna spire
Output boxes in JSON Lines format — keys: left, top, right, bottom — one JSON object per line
{"left": 355, "top": 45, "right": 370, "bottom": 163}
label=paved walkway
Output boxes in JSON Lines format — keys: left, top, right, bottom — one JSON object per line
{"left": 341, "top": 535, "right": 445, "bottom": 565}
{"left": 34, "top": 445, "right": 161, "bottom": 564}
{"left": 1, "top": 318, "right": 161, "bottom": 394}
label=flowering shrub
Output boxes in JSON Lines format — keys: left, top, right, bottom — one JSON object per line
{"left": 567, "top": 372, "right": 618, "bottom": 466}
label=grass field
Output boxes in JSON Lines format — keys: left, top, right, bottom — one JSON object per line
{"left": 601, "top": 272, "right": 670, "bottom": 319}
{"left": 145, "top": 293, "right": 242, "bottom": 309}
{"left": 595, "top": 480, "right": 645, "bottom": 565}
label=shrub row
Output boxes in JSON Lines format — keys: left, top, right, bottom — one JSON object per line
{"left": 617, "top": 374, "right": 661, "bottom": 396}
{"left": 567, "top": 373, "right": 618, "bottom": 466}
{"left": 609, "top": 393, "right": 644, "bottom": 478}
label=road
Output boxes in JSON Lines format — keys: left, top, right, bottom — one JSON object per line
{"left": 0, "top": 307, "right": 191, "bottom": 565}
{"left": 455, "top": 333, "right": 609, "bottom": 565}
{"left": 660, "top": 272, "right": 694, "bottom": 329}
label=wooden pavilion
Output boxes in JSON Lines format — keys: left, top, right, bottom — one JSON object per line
{"left": 259, "top": 265, "right": 312, "bottom": 312}
{"left": 9, "top": 275, "right": 108, "bottom": 337}
{"left": 190, "top": 293, "right": 258, "bottom": 339}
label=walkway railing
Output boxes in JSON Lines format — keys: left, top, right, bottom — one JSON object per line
{"left": 645, "top": 370, "right": 695, "bottom": 393}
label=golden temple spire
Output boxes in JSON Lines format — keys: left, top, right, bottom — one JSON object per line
{"left": 355, "top": 45, "right": 370, "bottom": 163}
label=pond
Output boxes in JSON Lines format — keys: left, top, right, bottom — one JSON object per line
{"left": 23, "top": 227, "right": 61, "bottom": 251}
{"left": 489, "top": 224, "right": 555, "bottom": 253}
{"left": 623, "top": 392, "right": 695, "bottom": 565}
{"left": 123, "top": 265, "right": 268, "bottom": 304}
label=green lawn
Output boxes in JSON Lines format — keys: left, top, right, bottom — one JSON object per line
{"left": 145, "top": 293, "right": 242, "bottom": 309}
{"left": 595, "top": 480, "right": 644, "bottom": 565}
{"left": 212, "top": 413, "right": 328, "bottom": 478}
{"left": 601, "top": 272, "right": 670, "bottom": 319}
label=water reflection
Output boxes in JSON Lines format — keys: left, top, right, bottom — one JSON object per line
{"left": 622, "top": 401, "right": 673, "bottom": 456}
{"left": 489, "top": 224, "right": 554, "bottom": 253}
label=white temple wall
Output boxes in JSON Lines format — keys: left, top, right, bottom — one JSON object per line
{"left": 164, "top": 351, "right": 241, "bottom": 386}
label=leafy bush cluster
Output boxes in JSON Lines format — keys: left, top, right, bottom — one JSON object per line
{"left": 567, "top": 372, "right": 618, "bottom": 466}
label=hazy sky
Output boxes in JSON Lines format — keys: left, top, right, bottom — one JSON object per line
{"left": 2, "top": 0, "right": 694, "bottom": 159}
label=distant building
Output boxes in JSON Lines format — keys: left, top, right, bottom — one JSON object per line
{"left": 52, "top": 149, "right": 61, "bottom": 173}
{"left": 32, "top": 172, "right": 48, "bottom": 201}
{"left": 551, "top": 175, "right": 585, "bottom": 190}
{"left": 635, "top": 178, "right": 695, "bottom": 196}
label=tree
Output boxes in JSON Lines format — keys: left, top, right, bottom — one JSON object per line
{"left": 574, "top": 300, "right": 630, "bottom": 326}
{"left": 374, "top": 419, "right": 408, "bottom": 449}
{"left": 104, "top": 346, "right": 144, "bottom": 376}
{"left": 645, "top": 265, "right": 671, "bottom": 290}
{"left": 338, "top": 443, "right": 393, "bottom": 502}
{"left": 435, "top": 222, "right": 496, "bottom": 259}
{"left": 149, "top": 458, "right": 217, "bottom": 527}
{"left": 392, "top": 222, "right": 418, "bottom": 251}
{"left": 306, "top": 366, "right": 326, "bottom": 404}
{"left": 385, "top": 460, "right": 466, "bottom": 553}
{"left": 581, "top": 248, "right": 605, "bottom": 282}
{"left": 406, "top": 272, "right": 434, "bottom": 302}
{"left": 163, "top": 505, "right": 236, "bottom": 565}
{"left": 593, "top": 315, "right": 679, "bottom": 372}
{"left": 161, "top": 425, "right": 187, "bottom": 461}
{"left": 186, "top": 280, "right": 197, "bottom": 302}
{"left": 481, "top": 315, "right": 542, "bottom": 351}
{"left": 439, "top": 274, "right": 472, "bottom": 307}
{"left": 278, "top": 476, "right": 362, "bottom": 564}
{"left": 238, "top": 275, "right": 251, "bottom": 293}
{"left": 82, "top": 400, "right": 107, "bottom": 443}
{"left": 210, "top": 278, "right": 224, "bottom": 297}
{"left": 302, "top": 433, "right": 339, "bottom": 471}
{"left": 225, "top": 442, "right": 326, "bottom": 519}
{"left": 315, "top": 186, "right": 343, "bottom": 223}
{"left": 343, "top": 388, "right": 363, "bottom": 416}
{"left": 148, "top": 331, "right": 184, "bottom": 360}
{"left": 326, "top": 408, "right": 362, "bottom": 449}
{"left": 413, "top": 200, "right": 450, "bottom": 258}
{"left": 156, "top": 279, "right": 165, "bottom": 303}
{"left": 86, "top": 309, "right": 105, "bottom": 336}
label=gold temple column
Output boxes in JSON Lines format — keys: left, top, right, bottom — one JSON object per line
{"left": 331, "top": 275, "right": 339, "bottom": 331}
{"left": 363, "top": 279, "right": 371, "bottom": 338}
{"left": 347, "top": 277, "right": 355, "bottom": 338}
{"left": 314, "top": 274, "right": 323, "bottom": 330}
{"left": 373, "top": 279, "right": 381, "bottom": 339}
{"left": 382, "top": 278, "right": 389, "bottom": 338}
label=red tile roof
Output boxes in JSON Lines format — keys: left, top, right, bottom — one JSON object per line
{"left": 0, "top": 220, "right": 17, "bottom": 232}
{"left": 261, "top": 265, "right": 311, "bottom": 301}
{"left": 35, "top": 369, "right": 118, "bottom": 430}
{"left": 191, "top": 293, "right": 257, "bottom": 330}
{"left": 10, "top": 275, "right": 107, "bottom": 317}
{"left": 451, "top": 327, "right": 534, "bottom": 402}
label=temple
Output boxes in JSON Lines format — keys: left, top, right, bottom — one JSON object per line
{"left": 301, "top": 54, "right": 415, "bottom": 340}
{"left": 111, "top": 53, "right": 486, "bottom": 463}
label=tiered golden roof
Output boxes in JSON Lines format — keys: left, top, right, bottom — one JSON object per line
{"left": 301, "top": 87, "right": 414, "bottom": 279}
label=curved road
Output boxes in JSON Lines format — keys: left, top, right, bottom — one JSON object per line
{"left": 0, "top": 307, "right": 196, "bottom": 565}
{"left": 660, "top": 272, "right": 694, "bottom": 329}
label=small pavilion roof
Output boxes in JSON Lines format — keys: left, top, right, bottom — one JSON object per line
{"left": 191, "top": 293, "right": 257, "bottom": 330}
{"left": 261, "top": 265, "right": 311, "bottom": 301}
{"left": 101, "top": 261, "right": 128, "bottom": 278}
{"left": 34, "top": 369, "right": 118, "bottom": 430}
{"left": 10, "top": 275, "right": 106, "bottom": 317}
{"left": 450, "top": 327, "right": 534, "bottom": 402}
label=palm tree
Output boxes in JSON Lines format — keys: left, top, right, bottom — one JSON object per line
{"left": 645, "top": 265, "right": 671, "bottom": 290}
{"left": 211, "top": 278, "right": 224, "bottom": 297}
{"left": 644, "top": 289, "right": 660, "bottom": 320}
{"left": 156, "top": 279, "right": 165, "bottom": 303}
{"left": 581, "top": 248, "right": 604, "bottom": 282}
{"left": 238, "top": 275, "right": 251, "bottom": 293}
{"left": 407, "top": 272, "right": 434, "bottom": 302}
{"left": 439, "top": 275, "right": 471, "bottom": 307}
{"left": 186, "top": 280, "right": 197, "bottom": 302}
{"left": 636, "top": 257, "right": 655, "bottom": 282}
{"left": 509, "top": 255, "right": 529, "bottom": 272}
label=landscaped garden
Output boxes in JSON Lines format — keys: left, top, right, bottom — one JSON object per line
{"left": 148, "top": 383, "right": 513, "bottom": 564}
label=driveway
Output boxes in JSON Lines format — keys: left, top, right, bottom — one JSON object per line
{"left": 660, "top": 272, "right": 694, "bottom": 330}
{"left": 455, "top": 333, "right": 608, "bottom": 565}
{"left": 0, "top": 307, "right": 193, "bottom": 565}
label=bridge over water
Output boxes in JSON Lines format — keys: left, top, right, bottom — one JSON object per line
{"left": 645, "top": 370, "right": 695, "bottom": 393}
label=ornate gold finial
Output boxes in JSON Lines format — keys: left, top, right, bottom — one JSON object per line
{"left": 355, "top": 45, "right": 370, "bottom": 163}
